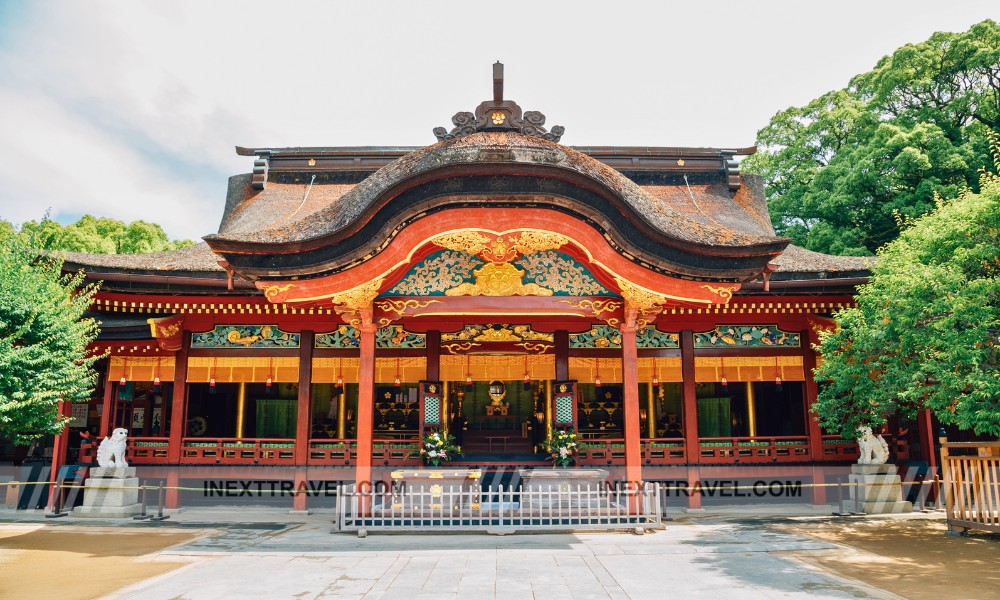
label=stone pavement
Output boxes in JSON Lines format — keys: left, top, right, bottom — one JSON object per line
{"left": 84, "top": 512, "right": 903, "bottom": 600}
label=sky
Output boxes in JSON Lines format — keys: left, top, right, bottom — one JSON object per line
{"left": 0, "top": 1, "right": 996, "bottom": 241}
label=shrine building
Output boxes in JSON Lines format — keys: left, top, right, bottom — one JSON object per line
{"left": 53, "top": 64, "right": 936, "bottom": 510}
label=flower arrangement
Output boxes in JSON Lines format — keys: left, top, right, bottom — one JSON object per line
{"left": 540, "top": 428, "right": 579, "bottom": 467}
{"left": 416, "top": 430, "right": 461, "bottom": 467}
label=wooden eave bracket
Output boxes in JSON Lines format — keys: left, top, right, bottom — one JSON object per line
{"left": 761, "top": 262, "right": 778, "bottom": 292}
{"left": 147, "top": 314, "right": 184, "bottom": 352}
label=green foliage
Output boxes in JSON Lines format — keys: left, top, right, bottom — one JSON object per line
{"left": 744, "top": 19, "right": 999, "bottom": 255}
{"left": 414, "top": 430, "right": 461, "bottom": 466}
{"left": 812, "top": 155, "right": 1000, "bottom": 438}
{"left": 540, "top": 428, "right": 580, "bottom": 467}
{"left": 17, "top": 214, "right": 194, "bottom": 254}
{"left": 0, "top": 228, "right": 101, "bottom": 444}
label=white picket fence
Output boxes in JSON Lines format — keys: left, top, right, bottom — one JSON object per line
{"left": 335, "top": 482, "right": 663, "bottom": 533}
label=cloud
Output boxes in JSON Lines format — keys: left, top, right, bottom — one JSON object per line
{"left": 0, "top": 89, "right": 221, "bottom": 239}
{"left": 0, "top": 1, "right": 997, "bottom": 240}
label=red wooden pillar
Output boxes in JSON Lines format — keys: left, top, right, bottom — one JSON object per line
{"left": 165, "top": 470, "right": 181, "bottom": 510}
{"left": 99, "top": 372, "right": 114, "bottom": 438}
{"left": 554, "top": 330, "right": 569, "bottom": 381}
{"left": 167, "top": 333, "right": 190, "bottom": 465}
{"left": 355, "top": 322, "right": 376, "bottom": 490}
{"left": 295, "top": 331, "right": 314, "bottom": 465}
{"left": 47, "top": 400, "right": 72, "bottom": 511}
{"left": 801, "top": 329, "right": 824, "bottom": 462}
{"left": 919, "top": 409, "right": 937, "bottom": 472}
{"left": 165, "top": 333, "right": 189, "bottom": 509}
{"left": 680, "top": 330, "right": 701, "bottom": 509}
{"left": 293, "top": 331, "right": 314, "bottom": 512}
{"left": 621, "top": 323, "right": 642, "bottom": 486}
{"left": 426, "top": 330, "right": 441, "bottom": 381}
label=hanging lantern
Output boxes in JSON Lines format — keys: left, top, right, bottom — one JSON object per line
{"left": 720, "top": 356, "right": 728, "bottom": 391}
{"left": 266, "top": 358, "right": 274, "bottom": 394}
{"left": 522, "top": 355, "right": 532, "bottom": 391}
{"left": 394, "top": 358, "right": 401, "bottom": 389}
{"left": 209, "top": 358, "right": 217, "bottom": 394}
{"left": 335, "top": 358, "right": 344, "bottom": 392}
{"left": 774, "top": 356, "right": 783, "bottom": 392}
{"left": 465, "top": 355, "right": 473, "bottom": 391}
{"left": 595, "top": 358, "right": 602, "bottom": 388}
{"left": 151, "top": 357, "right": 161, "bottom": 392}
{"left": 120, "top": 356, "right": 128, "bottom": 385}
{"left": 652, "top": 358, "right": 660, "bottom": 394}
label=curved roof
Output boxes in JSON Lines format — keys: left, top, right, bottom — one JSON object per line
{"left": 61, "top": 242, "right": 224, "bottom": 273}
{"left": 205, "top": 132, "right": 789, "bottom": 282}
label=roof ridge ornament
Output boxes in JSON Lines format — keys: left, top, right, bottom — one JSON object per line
{"left": 433, "top": 62, "right": 565, "bottom": 143}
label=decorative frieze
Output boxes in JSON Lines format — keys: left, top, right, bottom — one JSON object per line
{"left": 191, "top": 325, "right": 300, "bottom": 349}
{"left": 693, "top": 325, "right": 800, "bottom": 348}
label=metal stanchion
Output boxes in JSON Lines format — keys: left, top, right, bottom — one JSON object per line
{"left": 46, "top": 480, "right": 69, "bottom": 518}
{"left": 832, "top": 479, "right": 849, "bottom": 516}
{"left": 149, "top": 481, "right": 169, "bottom": 521}
{"left": 850, "top": 479, "right": 866, "bottom": 516}
{"left": 133, "top": 479, "right": 151, "bottom": 520}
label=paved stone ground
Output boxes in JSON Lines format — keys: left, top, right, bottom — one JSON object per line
{"left": 90, "top": 515, "right": 900, "bottom": 600}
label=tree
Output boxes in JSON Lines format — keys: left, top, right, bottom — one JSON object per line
{"left": 744, "top": 19, "right": 999, "bottom": 256}
{"left": 812, "top": 146, "right": 1000, "bottom": 438}
{"left": 0, "top": 225, "right": 101, "bottom": 445}
{"left": 17, "top": 214, "right": 194, "bottom": 254}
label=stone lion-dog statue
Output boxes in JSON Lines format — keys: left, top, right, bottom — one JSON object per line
{"left": 857, "top": 426, "right": 889, "bottom": 465}
{"left": 96, "top": 427, "right": 129, "bottom": 468}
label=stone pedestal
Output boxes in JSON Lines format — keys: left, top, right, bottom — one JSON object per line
{"left": 73, "top": 467, "right": 143, "bottom": 518}
{"left": 519, "top": 468, "right": 609, "bottom": 510}
{"left": 848, "top": 464, "right": 913, "bottom": 514}
{"left": 385, "top": 469, "right": 482, "bottom": 515}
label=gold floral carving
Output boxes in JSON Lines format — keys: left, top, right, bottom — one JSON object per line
{"left": 332, "top": 278, "right": 384, "bottom": 328}
{"left": 515, "top": 342, "right": 554, "bottom": 354}
{"left": 472, "top": 327, "right": 523, "bottom": 343}
{"left": 431, "top": 231, "right": 491, "bottom": 255}
{"left": 442, "top": 342, "right": 481, "bottom": 354}
{"left": 263, "top": 283, "right": 294, "bottom": 301}
{"left": 511, "top": 325, "right": 554, "bottom": 342}
{"left": 153, "top": 322, "right": 180, "bottom": 339}
{"left": 615, "top": 278, "right": 668, "bottom": 329}
{"left": 510, "top": 230, "right": 569, "bottom": 255}
{"left": 700, "top": 284, "right": 735, "bottom": 301}
{"left": 444, "top": 262, "right": 553, "bottom": 297}
{"left": 615, "top": 278, "right": 667, "bottom": 311}
{"left": 374, "top": 298, "right": 440, "bottom": 321}
{"left": 557, "top": 298, "right": 622, "bottom": 318}
{"left": 432, "top": 230, "right": 569, "bottom": 263}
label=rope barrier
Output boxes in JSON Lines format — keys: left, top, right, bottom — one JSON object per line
{"left": 0, "top": 478, "right": 951, "bottom": 494}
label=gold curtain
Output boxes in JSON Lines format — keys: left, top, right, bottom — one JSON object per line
{"left": 312, "top": 357, "right": 427, "bottom": 383}
{"left": 186, "top": 356, "right": 299, "bottom": 383}
{"left": 108, "top": 355, "right": 176, "bottom": 382}
{"left": 694, "top": 355, "right": 804, "bottom": 382}
{"left": 439, "top": 355, "right": 555, "bottom": 381}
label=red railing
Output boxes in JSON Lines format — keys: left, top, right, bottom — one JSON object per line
{"left": 698, "top": 436, "right": 810, "bottom": 463}
{"left": 821, "top": 435, "right": 859, "bottom": 460}
{"left": 577, "top": 438, "right": 626, "bottom": 466}
{"left": 307, "top": 438, "right": 420, "bottom": 467}
{"left": 129, "top": 436, "right": 171, "bottom": 464}
{"left": 180, "top": 438, "right": 297, "bottom": 465}
{"left": 117, "top": 434, "right": 873, "bottom": 467}
{"left": 642, "top": 438, "right": 687, "bottom": 464}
